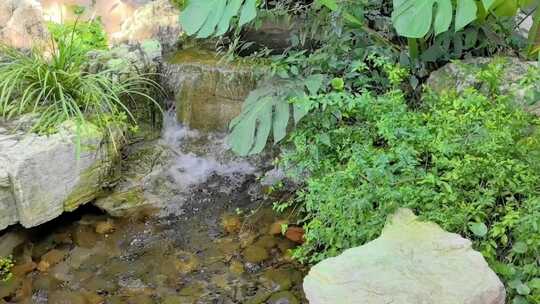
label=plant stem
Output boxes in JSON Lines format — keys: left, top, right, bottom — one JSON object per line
{"left": 408, "top": 38, "right": 419, "bottom": 60}
{"left": 527, "top": 7, "right": 540, "bottom": 58}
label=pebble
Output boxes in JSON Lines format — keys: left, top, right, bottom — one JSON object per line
{"left": 269, "top": 220, "right": 288, "bottom": 235}
{"left": 221, "top": 214, "right": 242, "bottom": 234}
{"left": 37, "top": 249, "right": 66, "bottom": 272}
{"left": 242, "top": 245, "right": 269, "bottom": 264}
{"left": 95, "top": 220, "right": 115, "bottom": 235}
{"left": 267, "top": 291, "right": 300, "bottom": 304}
{"left": 285, "top": 227, "right": 305, "bottom": 244}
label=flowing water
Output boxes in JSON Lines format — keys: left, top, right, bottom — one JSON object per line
{"left": 0, "top": 112, "right": 307, "bottom": 304}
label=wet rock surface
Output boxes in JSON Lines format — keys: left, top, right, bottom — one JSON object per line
{"left": 162, "top": 49, "right": 257, "bottom": 132}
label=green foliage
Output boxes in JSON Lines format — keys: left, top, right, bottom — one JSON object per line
{"left": 170, "top": 0, "right": 186, "bottom": 9}
{"left": 0, "top": 256, "right": 14, "bottom": 282}
{"left": 392, "top": 0, "right": 533, "bottom": 39}
{"left": 0, "top": 25, "right": 159, "bottom": 144}
{"left": 227, "top": 1, "right": 403, "bottom": 154}
{"left": 180, "top": 0, "right": 259, "bottom": 38}
{"left": 392, "top": 0, "right": 539, "bottom": 61}
{"left": 228, "top": 79, "right": 319, "bottom": 155}
{"left": 280, "top": 87, "right": 540, "bottom": 302}
{"left": 47, "top": 18, "right": 108, "bottom": 56}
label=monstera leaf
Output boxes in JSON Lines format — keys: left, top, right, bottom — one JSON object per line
{"left": 180, "top": 0, "right": 258, "bottom": 38}
{"left": 228, "top": 75, "right": 325, "bottom": 156}
{"left": 392, "top": 0, "right": 497, "bottom": 38}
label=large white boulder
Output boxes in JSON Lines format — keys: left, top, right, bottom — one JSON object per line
{"left": 303, "top": 209, "right": 506, "bottom": 304}
{"left": 0, "top": 121, "right": 115, "bottom": 230}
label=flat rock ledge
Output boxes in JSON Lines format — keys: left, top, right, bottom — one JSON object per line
{"left": 0, "top": 121, "right": 115, "bottom": 230}
{"left": 303, "top": 209, "right": 506, "bottom": 304}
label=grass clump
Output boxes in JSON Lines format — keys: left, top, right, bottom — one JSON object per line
{"left": 0, "top": 18, "right": 160, "bottom": 144}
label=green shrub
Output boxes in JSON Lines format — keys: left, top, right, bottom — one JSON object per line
{"left": 0, "top": 256, "right": 14, "bottom": 282}
{"left": 47, "top": 18, "right": 108, "bottom": 57}
{"left": 280, "top": 88, "right": 540, "bottom": 302}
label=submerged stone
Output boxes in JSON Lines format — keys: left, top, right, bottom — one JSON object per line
{"left": 95, "top": 219, "right": 115, "bottom": 235}
{"left": 173, "top": 251, "right": 200, "bottom": 275}
{"left": 229, "top": 260, "right": 245, "bottom": 275}
{"left": 0, "top": 231, "right": 27, "bottom": 257}
{"left": 221, "top": 214, "right": 242, "bottom": 234}
{"left": 73, "top": 225, "right": 99, "bottom": 249}
{"left": 268, "top": 291, "right": 300, "bottom": 304}
{"left": 284, "top": 227, "right": 305, "bottom": 244}
{"left": 260, "top": 268, "right": 295, "bottom": 292}
{"left": 37, "top": 249, "right": 66, "bottom": 272}
{"left": 303, "top": 208, "right": 505, "bottom": 304}
{"left": 242, "top": 245, "right": 269, "bottom": 264}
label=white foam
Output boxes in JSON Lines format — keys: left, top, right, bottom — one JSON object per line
{"left": 155, "top": 110, "right": 256, "bottom": 192}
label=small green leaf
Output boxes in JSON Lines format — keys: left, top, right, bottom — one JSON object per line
{"left": 512, "top": 296, "right": 528, "bottom": 304}
{"left": 468, "top": 222, "right": 488, "bottom": 237}
{"left": 516, "top": 283, "right": 531, "bottom": 295}
{"left": 528, "top": 278, "right": 540, "bottom": 290}
{"left": 482, "top": 0, "right": 497, "bottom": 10}
{"left": 331, "top": 78, "right": 345, "bottom": 91}
{"left": 179, "top": 0, "right": 214, "bottom": 36}
{"left": 319, "top": 133, "right": 331, "bottom": 146}
{"left": 512, "top": 241, "right": 528, "bottom": 254}
{"left": 239, "top": 0, "right": 258, "bottom": 27}
{"left": 455, "top": 0, "right": 477, "bottom": 32}
{"left": 316, "top": 0, "right": 339, "bottom": 11}
{"left": 305, "top": 74, "right": 325, "bottom": 95}
{"left": 392, "top": 0, "right": 453, "bottom": 38}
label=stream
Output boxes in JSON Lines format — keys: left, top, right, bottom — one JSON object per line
{"left": 0, "top": 112, "right": 307, "bottom": 304}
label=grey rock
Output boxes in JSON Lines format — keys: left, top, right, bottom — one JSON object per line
{"left": 303, "top": 208, "right": 506, "bottom": 304}
{"left": 0, "top": 120, "right": 115, "bottom": 230}
{"left": 0, "top": 230, "right": 27, "bottom": 256}
{"left": 87, "top": 39, "right": 162, "bottom": 77}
